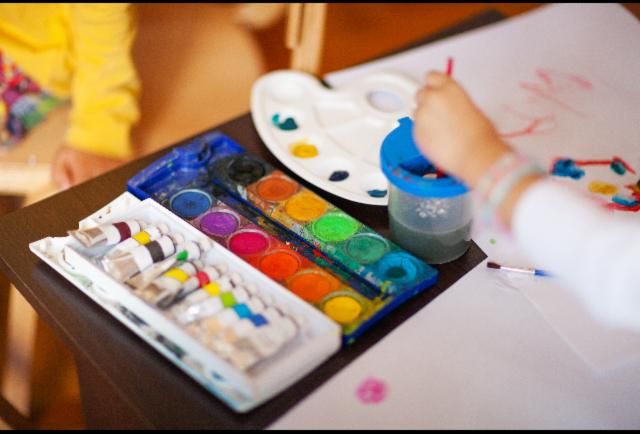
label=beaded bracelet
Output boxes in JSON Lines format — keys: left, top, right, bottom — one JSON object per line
{"left": 475, "top": 153, "right": 524, "bottom": 202}
{"left": 473, "top": 153, "right": 547, "bottom": 233}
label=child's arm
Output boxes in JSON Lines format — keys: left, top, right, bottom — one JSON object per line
{"left": 413, "top": 72, "right": 640, "bottom": 331}
{"left": 412, "top": 71, "right": 544, "bottom": 228}
{"left": 66, "top": 3, "right": 140, "bottom": 159}
{"left": 52, "top": 3, "right": 140, "bottom": 188}
{"left": 512, "top": 178, "right": 640, "bottom": 330}
{"left": 51, "top": 147, "right": 127, "bottom": 189}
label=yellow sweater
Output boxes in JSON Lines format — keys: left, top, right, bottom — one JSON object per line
{"left": 0, "top": 3, "right": 140, "bottom": 159}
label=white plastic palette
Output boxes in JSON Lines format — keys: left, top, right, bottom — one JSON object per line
{"left": 29, "top": 192, "right": 340, "bottom": 413}
{"left": 251, "top": 69, "right": 420, "bottom": 205}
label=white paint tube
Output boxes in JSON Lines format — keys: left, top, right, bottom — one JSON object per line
{"left": 69, "top": 220, "right": 145, "bottom": 248}
{"left": 101, "top": 234, "right": 178, "bottom": 281}
{"left": 104, "top": 223, "right": 169, "bottom": 259}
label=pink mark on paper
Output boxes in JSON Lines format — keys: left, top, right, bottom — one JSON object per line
{"left": 626, "top": 184, "right": 640, "bottom": 196}
{"left": 356, "top": 377, "right": 388, "bottom": 404}
{"left": 499, "top": 116, "right": 556, "bottom": 138}
{"left": 535, "top": 68, "right": 593, "bottom": 91}
{"left": 518, "top": 69, "right": 592, "bottom": 117}
{"left": 499, "top": 105, "right": 557, "bottom": 139}
{"left": 606, "top": 202, "right": 640, "bottom": 212}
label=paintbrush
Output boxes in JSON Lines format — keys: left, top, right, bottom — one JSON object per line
{"left": 445, "top": 56, "right": 454, "bottom": 76}
{"left": 487, "top": 261, "right": 551, "bottom": 277}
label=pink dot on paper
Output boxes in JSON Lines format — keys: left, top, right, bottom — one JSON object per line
{"left": 356, "top": 377, "right": 387, "bottom": 404}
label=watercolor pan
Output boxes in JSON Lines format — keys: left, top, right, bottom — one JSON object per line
{"left": 251, "top": 70, "right": 420, "bottom": 205}
{"left": 204, "top": 145, "right": 438, "bottom": 297}
{"left": 127, "top": 131, "right": 438, "bottom": 343}
{"left": 185, "top": 195, "right": 386, "bottom": 338}
{"left": 29, "top": 192, "right": 341, "bottom": 413}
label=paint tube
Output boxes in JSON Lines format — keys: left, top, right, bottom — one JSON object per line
{"left": 206, "top": 297, "right": 268, "bottom": 356}
{"left": 136, "top": 261, "right": 200, "bottom": 306}
{"left": 203, "top": 295, "right": 265, "bottom": 338}
{"left": 224, "top": 308, "right": 299, "bottom": 370}
{"left": 68, "top": 220, "right": 145, "bottom": 248}
{"left": 242, "top": 312, "right": 298, "bottom": 356}
{"left": 125, "top": 239, "right": 207, "bottom": 289}
{"left": 174, "top": 286, "right": 250, "bottom": 325}
{"left": 220, "top": 306, "right": 282, "bottom": 349}
{"left": 104, "top": 223, "right": 168, "bottom": 259}
{"left": 227, "top": 272, "right": 244, "bottom": 287}
{"left": 101, "top": 234, "right": 181, "bottom": 281}
{"left": 164, "top": 266, "right": 229, "bottom": 309}
{"left": 222, "top": 299, "right": 268, "bottom": 343}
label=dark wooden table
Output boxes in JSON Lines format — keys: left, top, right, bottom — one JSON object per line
{"left": 0, "top": 11, "right": 502, "bottom": 429}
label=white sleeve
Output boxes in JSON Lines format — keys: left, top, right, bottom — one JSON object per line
{"left": 512, "top": 178, "right": 640, "bottom": 331}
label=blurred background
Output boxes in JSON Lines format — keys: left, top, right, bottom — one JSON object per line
{"left": 1, "top": 3, "right": 639, "bottom": 429}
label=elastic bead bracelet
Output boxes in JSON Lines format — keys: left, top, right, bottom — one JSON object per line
{"left": 475, "top": 152, "right": 524, "bottom": 202}
{"left": 479, "top": 159, "right": 547, "bottom": 232}
{"left": 473, "top": 152, "right": 523, "bottom": 228}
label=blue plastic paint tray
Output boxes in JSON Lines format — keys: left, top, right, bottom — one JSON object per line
{"left": 128, "top": 130, "right": 438, "bottom": 344}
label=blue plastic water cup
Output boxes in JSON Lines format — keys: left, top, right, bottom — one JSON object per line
{"left": 380, "top": 117, "right": 472, "bottom": 264}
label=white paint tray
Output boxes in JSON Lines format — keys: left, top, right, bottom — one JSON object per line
{"left": 29, "top": 191, "right": 341, "bottom": 413}
{"left": 251, "top": 69, "right": 420, "bottom": 205}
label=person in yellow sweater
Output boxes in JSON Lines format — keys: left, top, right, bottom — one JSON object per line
{"left": 0, "top": 3, "right": 140, "bottom": 189}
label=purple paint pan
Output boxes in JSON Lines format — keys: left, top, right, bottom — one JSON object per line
{"left": 198, "top": 208, "right": 241, "bottom": 237}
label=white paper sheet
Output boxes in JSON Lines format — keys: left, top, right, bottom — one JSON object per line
{"left": 271, "top": 263, "right": 640, "bottom": 429}
{"left": 326, "top": 3, "right": 640, "bottom": 372}
{"left": 271, "top": 3, "right": 640, "bottom": 428}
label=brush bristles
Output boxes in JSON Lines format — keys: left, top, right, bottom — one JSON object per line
{"left": 486, "top": 261, "right": 500, "bottom": 269}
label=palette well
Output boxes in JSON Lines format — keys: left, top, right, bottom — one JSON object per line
{"left": 251, "top": 69, "right": 420, "bottom": 206}
{"left": 127, "top": 131, "right": 438, "bottom": 343}
{"left": 29, "top": 192, "right": 341, "bottom": 413}
{"left": 188, "top": 197, "right": 379, "bottom": 335}
{"left": 207, "top": 154, "right": 438, "bottom": 299}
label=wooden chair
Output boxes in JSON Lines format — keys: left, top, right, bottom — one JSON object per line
{"left": 286, "top": 3, "right": 327, "bottom": 76}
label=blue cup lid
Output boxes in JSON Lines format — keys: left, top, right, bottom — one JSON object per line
{"left": 380, "top": 117, "right": 469, "bottom": 198}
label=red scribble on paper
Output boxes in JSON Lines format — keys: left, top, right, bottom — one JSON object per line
{"left": 519, "top": 82, "right": 586, "bottom": 116}
{"left": 498, "top": 105, "right": 557, "bottom": 138}
{"left": 606, "top": 202, "right": 640, "bottom": 212}
{"left": 499, "top": 117, "right": 556, "bottom": 138}
{"left": 626, "top": 184, "right": 640, "bottom": 196}
{"left": 604, "top": 183, "right": 640, "bottom": 213}
{"left": 519, "top": 69, "right": 592, "bottom": 117}
{"left": 573, "top": 156, "right": 636, "bottom": 174}
{"left": 534, "top": 69, "right": 593, "bottom": 91}
{"left": 613, "top": 157, "right": 636, "bottom": 175}
{"left": 356, "top": 377, "right": 387, "bottom": 404}
{"left": 574, "top": 159, "right": 615, "bottom": 166}
{"left": 498, "top": 68, "right": 593, "bottom": 138}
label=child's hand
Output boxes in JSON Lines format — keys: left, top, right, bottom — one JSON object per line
{"left": 412, "top": 71, "right": 510, "bottom": 187}
{"left": 51, "top": 146, "right": 127, "bottom": 190}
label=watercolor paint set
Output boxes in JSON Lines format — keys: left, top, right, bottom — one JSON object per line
{"left": 127, "top": 131, "right": 438, "bottom": 343}
{"left": 30, "top": 192, "right": 341, "bottom": 413}
{"left": 250, "top": 69, "right": 420, "bottom": 205}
